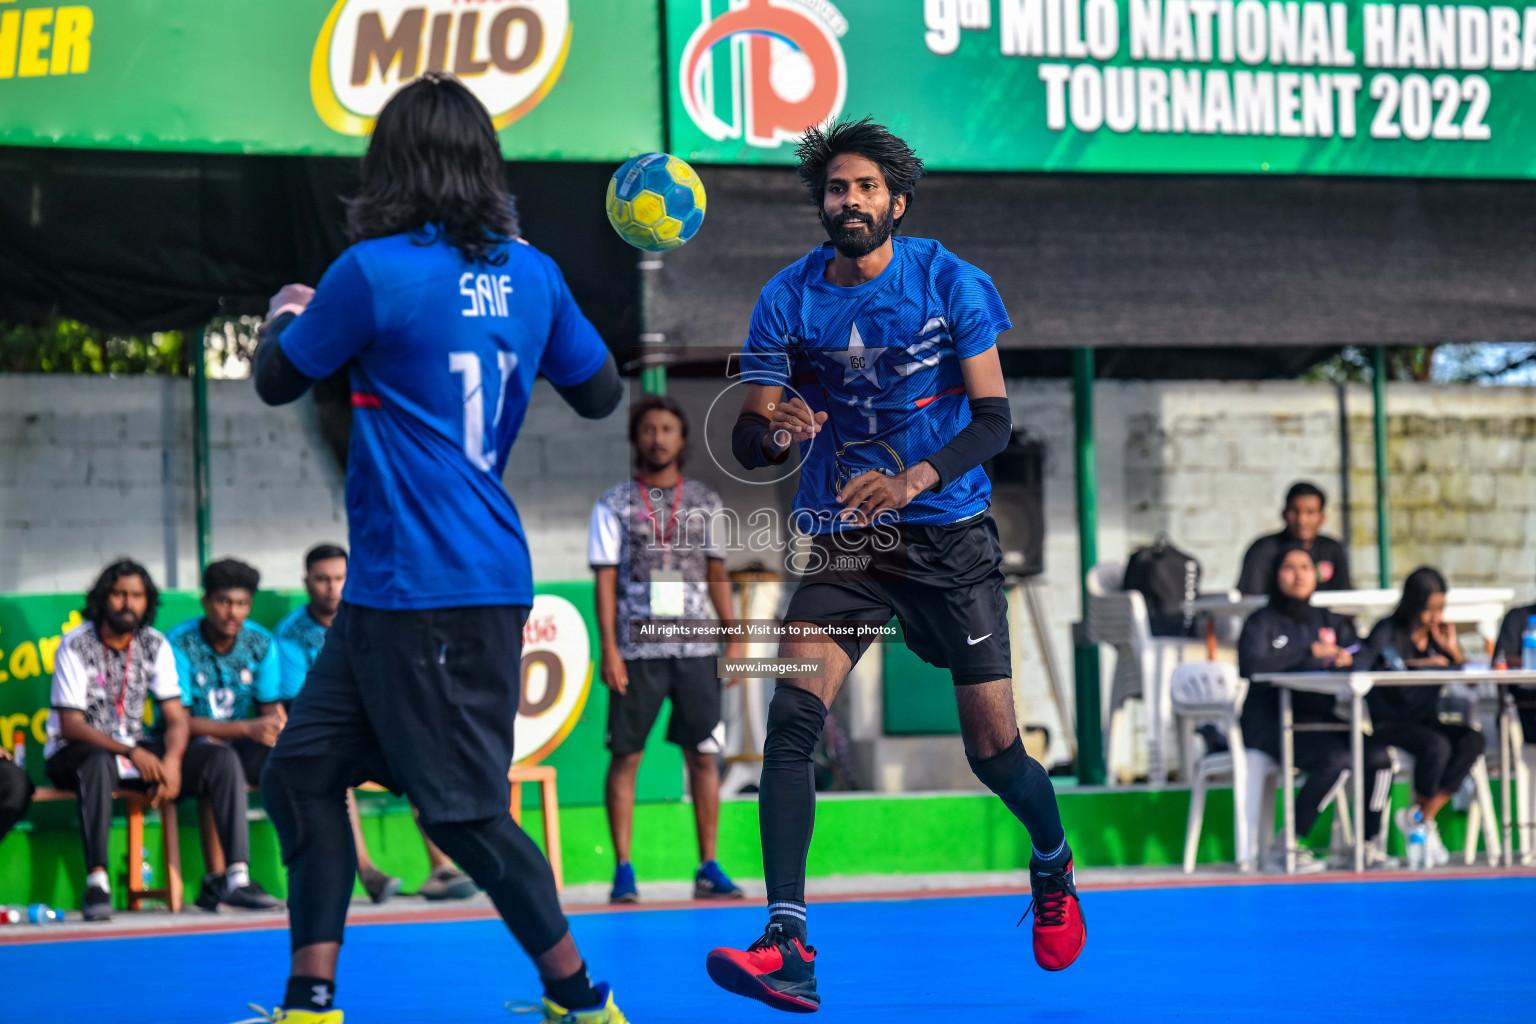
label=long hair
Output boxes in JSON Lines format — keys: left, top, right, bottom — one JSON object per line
{"left": 795, "top": 117, "right": 925, "bottom": 228}
{"left": 345, "top": 72, "right": 518, "bottom": 263}
{"left": 1389, "top": 566, "right": 1448, "bottom": 626}
{"left": 83, "top": 559, "right": 160, "bottom": 630}
{"left": 629, "top": 394, "right": 689, "bottom": 470}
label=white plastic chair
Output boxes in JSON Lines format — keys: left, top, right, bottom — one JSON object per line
{"left": 1389, "top": 747, "right": 1502, "bottom": 864}
{"left": 1086, "top": 562, "right": 1202, "bottom": 786}
{"left": 1173, "top": 662, "right": 1356, "bottom": 872}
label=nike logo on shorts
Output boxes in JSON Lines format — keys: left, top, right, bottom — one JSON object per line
{"left": 966, "top": 633, "right": 992, "bottom": 645}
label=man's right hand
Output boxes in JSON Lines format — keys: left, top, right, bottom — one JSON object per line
{"left": 766, "top": 397, "right": 828, "bottom": 455}
{"left": 1310, "top": 640, "right": 1341, "bottom": 660}
{"left": 128, "top": 746, "right": 166, "bottom": 785}
{"left": 247, "top": 713, "right": 286, "bottom": 747}
{"left": 265, "top": 283, "right": 314, "bottom": 323}
{"left": 601, "top": 647, "right": 629, "bottom": 696}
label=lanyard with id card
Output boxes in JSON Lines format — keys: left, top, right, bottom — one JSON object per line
{"left": 103, "top": 638, "right": 141, "bottom": 779}
{"left": 638, "top": 478, "right": 687, "bottom": 617}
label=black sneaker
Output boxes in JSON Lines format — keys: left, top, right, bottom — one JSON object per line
{"left": 82, "top": 885, "right": 113, "bottom": 922}
{"left": 706, "top": 923, "right": 820, "bottom": 1013}
{"left": 194, "top": 872, "right": 222, "bottom": 913}
{"left": 360, "top": 866, "right": 402, "bottom": 905}
{"left": 221, "top": 879, "right": 284, "bottom": 911}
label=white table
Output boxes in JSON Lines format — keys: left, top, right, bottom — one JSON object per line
{"left": 1254, "top": 669, "right": 1536, "bottom": 874}
{"left": 1185, "top": 588, "right": 1515, "bottom": 658}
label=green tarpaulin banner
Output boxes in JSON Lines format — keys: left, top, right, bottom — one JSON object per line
{"left": 667, "top": 0, "right": 1536, "bottom": 177}
{"left": 0, "top": 0, "right": 661, "bottom": 159}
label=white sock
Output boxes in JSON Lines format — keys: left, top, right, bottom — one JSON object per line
{"left": 226, "top": 862, "right": 250, "bottom": 890}
{"left": 87, "top": 869, "right": 110, "bottom": 892}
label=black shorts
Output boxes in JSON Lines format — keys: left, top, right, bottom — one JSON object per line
{"left": 269, "top": 601, "right": 529, "bottom": 824}
{"left": 607, "top": 656, "right": 723, "bottom": 756}
{"left": 783, "top": 513, "right": 1012, "bottom": 686}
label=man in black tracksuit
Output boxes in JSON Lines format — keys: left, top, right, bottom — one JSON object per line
{"left": 1238, "top": 544, "right": 1393, "bottom": 871}
{"left": 1237, "top": 482, "right": 1353, "bottom": 595}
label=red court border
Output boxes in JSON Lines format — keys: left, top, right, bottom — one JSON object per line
{"left": 1, "top": 866, "right": 1528, "bottom": 947}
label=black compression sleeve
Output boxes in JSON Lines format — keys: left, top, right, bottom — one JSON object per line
{"left": 732, "top": 412, "right": 790, "bottom": 470}
{"left": 254, "top": 313, "right": 317, "bottom": 407}
{"left": 922, "top": 396, "right": 1012, "bottom": 491}
{"left": 552, "top": 352, "right": 623, "bottom": 419}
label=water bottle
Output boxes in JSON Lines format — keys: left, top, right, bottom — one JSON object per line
{"left": 26, "top": 903, "right": 62, "bottom": 924}
{"left": 1521, "top": 615, "right": 1536, "bottom": 670}
{"left": 1406, "top": 809, "right": 1428, "bottom": 870}
{"left": 141, "top": 859, "right": 154, "bottom": 889}
{"left": 0, "top": 907, "right": 20, "bottom": 925}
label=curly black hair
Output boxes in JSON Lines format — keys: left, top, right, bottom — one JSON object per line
{"left": 345, "top": 72, "right": 518, "bottom": 264}
{"left": 83, "top": 559, "right": 160, "bottom": 630}
{"left": 203, "top": 558, "right": 261, "bottom": 595}
{"left": 794, "top": 117, "right": 925, "bottom": 228}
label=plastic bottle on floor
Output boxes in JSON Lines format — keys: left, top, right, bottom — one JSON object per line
{"left": 0, "top": 907, "right": 20, "bottom": 924}
{"left": 1406, "top": 810, "right": 1429, "bottom": 871}
{"left": 26, "top": 904, "right": 62, "bottom": 924}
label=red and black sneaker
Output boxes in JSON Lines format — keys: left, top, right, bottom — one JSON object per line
{"left": 706, "top": 923, "right": 820, "bottom": 1013}
{"left": 1025, "top": 857, "right": 1086, "bottom": 971}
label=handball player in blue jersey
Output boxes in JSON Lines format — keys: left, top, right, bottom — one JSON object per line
{"left": 250, "top": 74, "right": 628, "bottom": 1024}
{"left": 707, "top": 120, "right": 1085, "bottom": 1013}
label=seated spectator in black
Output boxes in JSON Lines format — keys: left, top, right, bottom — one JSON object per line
{"left": 1238, "top": 545, "right": 1393, "bottom": 872}
{"left": 1489, "top": 593, "right": 1536, "bottom": 745}
{"left": 44, "top": 560, "right": 233, "bottom": 920}
{"left": 0, "top": 742, "right": 32, "bottom": 851}
{"left": 168, "top": 558, "right": 285, "bottom": 911}
{"left": 1237, "top": 482, "right": 1353, "bottom": 595}
{"left": 1361, "top": 566, "right": 1483, "bottom": 867}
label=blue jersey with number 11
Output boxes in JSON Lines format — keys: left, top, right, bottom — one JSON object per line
{"left": 279, "top": 230, "right": 609, "bottom": 610}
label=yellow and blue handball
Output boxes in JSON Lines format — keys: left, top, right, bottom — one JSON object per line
{"left": 605, "top": 153, "right": 706, "bottom": 252}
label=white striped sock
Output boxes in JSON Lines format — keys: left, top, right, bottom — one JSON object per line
{"left": 768, "top": 901, "right": 807, "bottom": 921}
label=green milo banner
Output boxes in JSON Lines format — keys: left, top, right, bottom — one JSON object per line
{"left": 668, "top": 0, "right": 1536, "bottom": 176}
{"left": 0, "top": 0, "right": 661, "bottom": 159}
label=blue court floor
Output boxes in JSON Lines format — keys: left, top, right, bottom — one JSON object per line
{"left": 4, "top": 876, "right": 1533, "bottom": 1023}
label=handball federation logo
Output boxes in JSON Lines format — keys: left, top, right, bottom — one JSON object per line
{"left": 680, "top": 0, "right": 847, "bottom": 149}
{"left": 312, "top": 0, "right": 571, "bottom": 137}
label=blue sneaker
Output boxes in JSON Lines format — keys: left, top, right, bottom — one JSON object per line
{"left": 694, "top": 860, "right": 745, "bottom": 900}
{"left": 609, "top": 862, "right": 638, "bottom": 904}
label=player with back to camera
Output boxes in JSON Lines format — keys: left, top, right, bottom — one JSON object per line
{"left": 709, "top": 118, "right": 1086, "bottom": 1014}
{"left": 248, "top": 73, "right": 628, "bottom": 1024}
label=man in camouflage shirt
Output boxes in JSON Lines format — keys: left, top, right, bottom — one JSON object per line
{"left": 589, "top": 396, "right": 744, "bottom": 904}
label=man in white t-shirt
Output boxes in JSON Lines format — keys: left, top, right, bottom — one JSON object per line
{"left": 589, "top": 395, "right": 744, "bottom": 905}
{"left": 44, "top": 560, "right": 274, "bottom": 920}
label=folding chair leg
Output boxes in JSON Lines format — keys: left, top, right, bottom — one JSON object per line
{"left": 1183, "top": 776, "right": 1208, "bottom": 874}
{"left": 540, "top": 775, "right": 563, "bottom": 892}
{"left": 1470, "top": 758, "right": 1501, "bottom": 864}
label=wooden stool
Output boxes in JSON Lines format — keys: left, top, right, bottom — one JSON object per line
{"left": 508, "top": 764, "right": 563, "bottom": 891}
{"left": 33, "top": 786, "right": 183, "bottom": 912}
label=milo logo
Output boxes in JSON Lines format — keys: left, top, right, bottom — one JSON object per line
{"left": 312, "top": 0, "right": 571, "bottom": 136}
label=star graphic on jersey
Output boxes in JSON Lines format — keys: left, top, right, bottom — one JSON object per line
{"left": 825, "top": 321, "right": 888, "bottom": 388}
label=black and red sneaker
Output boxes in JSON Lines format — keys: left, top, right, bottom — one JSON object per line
{"left": 706, "top": 923, "right": 820, "bottom": 1013}
{"left": 1025, "top": 857, "right": 1086, "bottom": 971}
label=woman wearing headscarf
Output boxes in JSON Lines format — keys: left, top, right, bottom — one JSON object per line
{"left": 1361, "top": 566, "right": 1484, "bottom": 866}
{"left": 1238, "top": 545, "right": 1394, "bottom": 872}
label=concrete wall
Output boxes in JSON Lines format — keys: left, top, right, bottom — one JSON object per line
{"left": 5, "top": 375, "right": 1536, "bottom": 767}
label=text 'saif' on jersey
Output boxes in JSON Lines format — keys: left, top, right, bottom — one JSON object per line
{"left": 740, "top": 237, "right": 1011, "bottom": 532}
{"left": 279, "top": 231, "right": 610, "bottom": 610}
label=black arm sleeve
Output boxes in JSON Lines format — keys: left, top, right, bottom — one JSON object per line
{"left": 552, "top": 352, "right": 623, "bottom": 419}
{"left": 254, "top": 313, "right": 317, "bottom": 407}
{"left": 922, "top": 396, "right": 1012, "bottom": 492}
{"left": 732, "top": 412, "right": 790, "bottom": 470}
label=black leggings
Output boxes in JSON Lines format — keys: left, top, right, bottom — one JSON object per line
{"left": 1372, "top": 719, "right": 1484, "bottom": 798}
{"left": 0, "top": 757, "right": 33, "bottom": 844}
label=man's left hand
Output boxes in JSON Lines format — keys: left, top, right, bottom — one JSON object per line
{"left": 265, "top": 283, "right": 315, "bottom": 324}
{"left": 155, "top": 760, "right": 182, "bottom": 806}
{"left": 723, "top": 639, "right": 745, "bottom": 688}
{"left": 836, "top": 463, "right": 937, "bottom": 526}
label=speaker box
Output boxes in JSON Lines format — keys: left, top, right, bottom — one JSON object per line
{"left": 986, "top": 431, "right": 1046, "bottom": 578}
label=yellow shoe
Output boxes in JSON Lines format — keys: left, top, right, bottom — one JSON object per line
{"left": 231, "top": 1006, "right": 343, "bottom": 1024}
{"left": 507, "top": 983, "right": 629, "bottom": 1023}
